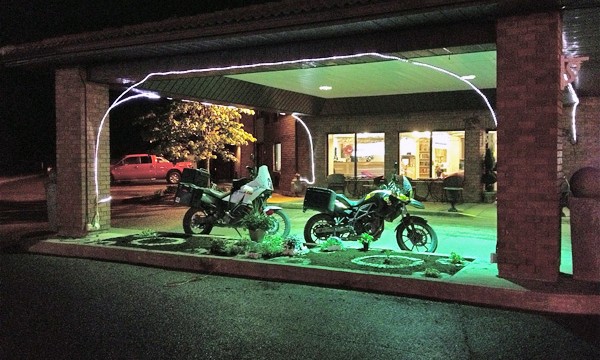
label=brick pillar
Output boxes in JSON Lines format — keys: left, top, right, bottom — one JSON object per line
{"left": 384, "top": 130, "right": 399, "bottom": 177}
{"left": 55, "top": 68, "right": 110, "bottom": 237}
{"left": 496, "top": 13, "right": 563, "bottom": 281}
{"left": 463, "top": 117, "right": 485, "bottom": 203}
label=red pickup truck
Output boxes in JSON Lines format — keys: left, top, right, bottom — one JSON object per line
{"left": 110, "top": 154, "right": 194, "bottom": 184}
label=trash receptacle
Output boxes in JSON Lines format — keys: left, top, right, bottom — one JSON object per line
{"left": 569, "top": 167, "right": 600, "bottom": 282}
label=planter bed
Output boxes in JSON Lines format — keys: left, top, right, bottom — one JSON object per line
{"left": 96, "top": 232, "right": 472, "bottom": 278}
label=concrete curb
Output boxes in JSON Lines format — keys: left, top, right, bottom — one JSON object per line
{"left": 0, "top": 174, "right": 44, "bottom": 186}
{"left": 27, "top": 239, "right": 600, "bottom": 315}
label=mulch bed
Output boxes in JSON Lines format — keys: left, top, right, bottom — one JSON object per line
{"left": 98, "top": 232, "right": 471, "bottom": 277}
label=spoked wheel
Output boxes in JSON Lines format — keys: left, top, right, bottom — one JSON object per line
{"left": 183, "top": 208, "right": 214, "bottom": 235}
{"left": 266, "top": 209, "right": 291, "bottom": 238}
{"left": 303, "top": 213, "right": 338, "bottom": 245}
{"left": 396, "top": 219, "right": 438, "bottom": 253}
{"left": 167, "top": 171, "right": 182, "bottom": 184}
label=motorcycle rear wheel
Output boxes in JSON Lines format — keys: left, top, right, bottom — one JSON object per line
{"left": 396, "top": 220, "right": 437, "bottom": 253}
{"left": 304, "top": 213, "right": 337, "bottom": 244}
{"left": 183, "top": 208, "right": 214, "bottom": 235}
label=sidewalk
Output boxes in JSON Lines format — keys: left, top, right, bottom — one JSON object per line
{"left": 4, "top": 179, "right": 597, "bottom": 315}
{"left": 25, "top": 196, "right": 600, "bottom": 316}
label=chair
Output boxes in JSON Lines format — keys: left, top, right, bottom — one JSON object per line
{"left": 442, "top": 174, "right": 464, "bottom": 212}
{"left": 326, "top": 174, "right": 346, "bottom": 194}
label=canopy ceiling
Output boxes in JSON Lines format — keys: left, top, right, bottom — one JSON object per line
{"left": 1, "top": 0, "right": 598, "bottom": 116}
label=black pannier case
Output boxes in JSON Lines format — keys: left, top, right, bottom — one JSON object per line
{"left": 181, "top": 168, "right": 210, "bottom": 187}
{"left": 303, "top": 187, "right": 336, "bottom": 213}
{"left": 174, "top": 183, "right": 204, "bottom": 207}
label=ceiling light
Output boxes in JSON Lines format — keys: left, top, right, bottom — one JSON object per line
{"left": 319, "top": 85, "right": 332, "bottom": 91}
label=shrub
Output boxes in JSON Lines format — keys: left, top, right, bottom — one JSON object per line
{"left": 424, "top": 268, "right": 441, "bottom": 278}
{"left": 319, "top": 236, "right": 345, "bottom": 251}
{"left": 256, "top": 234, "right": 285, "bottom": 258}
{"left": 449, "top": 252, "right": 464, "bottom": 265}
{"left": 358, "top": 233, "right": 375, "bottom": 245}
{"left": 210, "top": 238, "right": 254, "bottom": 256}
{"left": 139, "top": 228, "right": 158, "bottom": 237}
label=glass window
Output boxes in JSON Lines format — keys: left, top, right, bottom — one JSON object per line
{"left": 273, "top": 143, "right": 281, "bottom": 172}
{"left": 124, "top": 156, "right": 141, "bottom": 165}
{"left": 140, "top": 156, "right": 152, "bottom": 164}
{"left": 328, "top": 133, "right": 385, "bottom": 178}
{"left": 399, "top": 131, "right": 430, "bottom": 179}
{"left": 356, "top": 133, "right": 384, "bottom": 178}
{"left": 432, "top": 131, "right": 464, "bottom": 178}
{"left": 399, "top": 131, "right": 464, "bottom": 179}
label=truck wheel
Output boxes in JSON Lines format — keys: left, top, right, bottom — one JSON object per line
{"left": 166, "top": 171, "right": 181, "bottom": 184}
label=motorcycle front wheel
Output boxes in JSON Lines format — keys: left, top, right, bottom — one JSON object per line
{"left": 303, "top": 213, "right": 336, "bottom": 245}
{"left": 396, "top": 219, "right": 438, "bottom": 253}
{"left": 183, "top": 208, "right": 214, "bottom": 235}
{"left": 266, "top": 209, "right": 291, "bottom": 238}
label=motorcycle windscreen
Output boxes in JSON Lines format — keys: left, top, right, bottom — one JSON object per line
{"left": 244, "top": 165, "right": 274, "bottom": 191}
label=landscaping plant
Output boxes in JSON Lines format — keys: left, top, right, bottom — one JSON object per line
{"left": 449, "top": 252, "right": 465, "bottom": 265}
{"left": 319, "top": 237, "right": 345, "bottom": 252}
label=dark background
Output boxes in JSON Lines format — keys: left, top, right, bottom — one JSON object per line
{"left": 0, "top": 0, "right": 272, "bottom": 174}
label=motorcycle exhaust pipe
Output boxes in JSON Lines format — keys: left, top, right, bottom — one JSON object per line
{"left": 314, "top": 225, "right": 353, "bottom": 237}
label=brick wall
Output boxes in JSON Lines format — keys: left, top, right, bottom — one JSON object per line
{"left": 562, "top": 97, "right": 600, "bottom": 179}
{"left": 260, "top": 114, "right": 297, "bottom": 192}
{"left": 496, "top": 12, "right": 562, "bottom": 281}
{"left": 55, "top": 68, "right": 110, "bottom": 237}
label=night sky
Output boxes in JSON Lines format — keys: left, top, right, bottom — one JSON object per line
{"left": 0, "top": 0, "right": 273, "bottom": 173}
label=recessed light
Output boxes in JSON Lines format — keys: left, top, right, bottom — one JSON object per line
{"left": 319, "top": 85, "right": 332, "bottom": 91}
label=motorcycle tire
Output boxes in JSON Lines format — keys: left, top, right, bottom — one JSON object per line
{"left": 267, "top": 209, "right": 291, "bottom": 238}
{"left": 183, "top": 208, "right": 214, "bottom": 235}
{"left": 303, "top": 213, "right": 336, "bottom": 244}
{"left": 396, "top": 219, "right": 438, "bottom": 253}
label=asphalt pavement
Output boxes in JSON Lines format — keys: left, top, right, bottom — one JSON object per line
{"left": 1, "top": 253, "right": 599, "bottom": 359}
{"left": 2, "top": 175, "right": 600, "bottom": 316}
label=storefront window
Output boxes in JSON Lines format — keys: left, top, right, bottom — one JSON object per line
{"left": 328, "top": 133, "right": 385, "bottom": 178}
{"left": 399, "top": 131, "right": 464, "bottom": 179}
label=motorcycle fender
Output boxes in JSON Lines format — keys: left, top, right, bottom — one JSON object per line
{"left": 395, "top": 216, "right": 428, "bottom": 231}
{"left": 263, "top": 205, "right": 283, "bottom": 213}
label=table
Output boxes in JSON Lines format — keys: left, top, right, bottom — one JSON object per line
{"left": 345, "top": 177, "right": 373, "bottom": 198}
{"left": 411, "top": 178, "right": 444, "bottom": 201}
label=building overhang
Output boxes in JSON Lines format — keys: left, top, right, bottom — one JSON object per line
{"left": 1, "top": 0, "right": 599, "bottom": 115}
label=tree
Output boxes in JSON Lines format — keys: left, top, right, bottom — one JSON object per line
{"left": 138, "top": 100, "right": 256, "bottom": 165}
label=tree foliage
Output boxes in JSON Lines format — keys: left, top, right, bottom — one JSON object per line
{"left": 138, "top": 101, "right": 256, "bottom": 162}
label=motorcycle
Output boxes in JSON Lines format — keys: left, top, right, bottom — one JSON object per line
{"left": 179, "top": 165, "right": 291, "bottom": 239}
{"left": 302, "top": 165, "right": 438, "bottom": 252}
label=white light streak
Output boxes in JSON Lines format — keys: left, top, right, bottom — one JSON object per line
{"left": 90, "top": 92, "right": 160, "bottom": 230}
{"left": 567, "top": 83, "right": 580, "bottom": 144}
{"left": 292, "top": 113, "right": 316, "bottom": 184}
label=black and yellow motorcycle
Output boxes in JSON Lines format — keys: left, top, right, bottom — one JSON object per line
{"left": 303, "top": 165, "right": 437, "bottom": 252}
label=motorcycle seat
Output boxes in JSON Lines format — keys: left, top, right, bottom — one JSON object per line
{"left": 336, "top": 193, "right": 363, "bottom": 207}
{"left": 204, "top": 188, "right": 230, "bottom": 200}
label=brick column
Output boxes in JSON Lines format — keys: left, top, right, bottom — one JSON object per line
{"left": 55, "top": 68, "right": 110, "bottom": 237}
{"left": 384, "top": 130, "right": 399, "bottom": 177}
{"left": 463, "top": 117, "right": 485, "bottom": 203}
{"left": 496, "top": 13, "right": 563, "bottom": 281}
